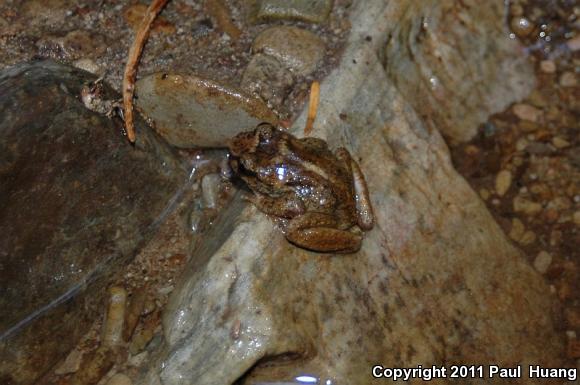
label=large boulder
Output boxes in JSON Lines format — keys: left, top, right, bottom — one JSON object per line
{"left": 145, "top": 1, "right": 563, "bottom": 385}
{"left": 0, "top": 61, "right": 187, "bottom": 385}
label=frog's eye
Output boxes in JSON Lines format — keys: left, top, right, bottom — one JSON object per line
{"left": 255, "top": 123, "right": 274, "bottom": 144}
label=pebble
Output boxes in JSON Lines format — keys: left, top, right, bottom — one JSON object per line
{"left": 573, "top": 211, "right": 580, "bottom": 226}
{"left": 124, "top": 4, "right": 175, "bottom": 34}
{"left": 559, "top": 72, "right": 577, "bottom": 87}
{"left": 533, "top": 251, "right": 552, "bottom": 274}
{"left": 567, "top": 34, "right": 580, "bottom": 52}
{"left": 519, "top": 230, "right": 536, "bottom": 245}
{"left": 539, "top": 60, "right": 556, "bottom": 73}
{"left": 510, "top": 17, "right": 535, "bottom": 38}
{"left": 513, "top": 196, "right": 542, "bottom": 216}
{"left": 516, "top": 137, "right": 529, "bottom": 152}
{"left": 509, "top": 218, "right": 525, "bottom": 241}
{"left": 253, "top": 0, "right": 334, "bottom": 24}
{"left": 547, "top": 196, "right": 572, "bottom": 211}
{"left": 241, "top": 53, "right": 294, "bottom": 107}
{"left": 495, "top": 170, "right": 512, "bottom": 196}
{"left": 106, "top": 373, "right": 133, "bottom": 385}
{"left": 252, "top": 26, "right": 325, "bottom": 77}
{"left": 552, "top": 136, "right": 571, "bottom": 148}
{"left": 73, "top": 58, "right": 101, "bottom": 74}
{"left": 479, "top": 188, "right": 490, "bottom": 200}
{"left": 513, "top": 103, "right": 542, "bottom": 123}
{"left": 54, "top": 348, "right": 83, "bottom": 375}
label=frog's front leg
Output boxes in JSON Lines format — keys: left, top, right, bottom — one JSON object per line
{"left": 335, "top": 148, "right": 374, "bottom": 230}
{"left": 286, "top": 212, "right": 362, "bottom": 253}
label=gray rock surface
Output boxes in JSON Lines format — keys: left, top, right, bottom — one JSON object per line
{"left": 0, "top": 61, "right": 187, "bottom": 385}
{"left": 135, "top": 73, "right": 279, "bottom": 148}
{"left": 145, "top": 1, "right": 563, "bottom": 385}
{"left": 252, "top": 26, "right": 326, "bottom": 77}
{"left": 381, "top": 0, "right": 535, "bottom": 143}
{"left": 253, "top": 0, "right": 334, "bottom": 24}
{"left": 241, "top": 54, "right": 295, "bottom": 108}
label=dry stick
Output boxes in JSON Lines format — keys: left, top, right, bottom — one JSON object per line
{"left": 303, "top": 80, "right": 320, "bottom": 136}
{"left": 123, "top": 0, "right": 170, "bottom": 143}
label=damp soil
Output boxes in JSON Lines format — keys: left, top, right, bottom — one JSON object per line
{"left": 0, "top": 0, "right": 351, "bottom": 120}
{"left": 450, "top": 0, "right": 580, "bottom": 362}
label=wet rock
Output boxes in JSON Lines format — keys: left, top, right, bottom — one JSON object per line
{"left": 73, "top": 58, "right": 101, "bottom": 74}
{"left": 253, "top": 0, "right": 334, "bottom": 24}
{"left": 135, "top": 73, "right": 278, "bottom": 148}
{"left": 510, "top": 16, "right": 535, "bottom": 38}
{"left": 106, "top": 373, "right": 133, "bottom": 385}
{"left": 559, "top": 71, "right": 577, "bottom": 87}
{"left": 142, "top": 2, "right": 565, "bottom": 384}
{"left": 539, "top": 60, "right": 556, "bottom": 73}
{"left": 567, "top": 35, "right": 580, "bottom": 51}
{"left": 252, "top": 26, "right": 326, "bottom": 77}
{"left": 513, "top": 196, "right": 543, "bottom": 215}
{"left": 495, "top": 169, "right": 512, "bottom": 196}
{"left": 124, "top": 4, "right": 176, "bottom": 34}
{"left": 552, "top": 136, "right": 570, "bottom": 149}
{"left": 534, "top": 251, "right": 552, "bottom": 274}
{"left": 382, "top": 0, "right": 535, "bottom": 143}
{"left": 0, "top": 61, "right": 187, "bottom": 385}
{"left": 513, "top": 103, "right": 543, "bottom": 122}
{"left": 241, "top": 53, "right": 295, "bottom": 107}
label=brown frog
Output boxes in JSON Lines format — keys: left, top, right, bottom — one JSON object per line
{"left": 228, "top": 123, "right": 374, "bottom": 253}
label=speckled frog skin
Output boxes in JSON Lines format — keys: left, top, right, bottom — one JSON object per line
{"left": 228, "top": 123, "right": 374, "bottom": 253}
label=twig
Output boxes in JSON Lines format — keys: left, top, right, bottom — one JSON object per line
{"left": 123, "top": 0, "right": 170, "bottom": 143}
{"left": 303, "top": 80, "right": 320, "bottom": 136}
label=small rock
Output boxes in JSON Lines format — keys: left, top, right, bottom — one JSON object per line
{"left": 106, "top": 373, "right": 133, "bottom": 385}
{"left": 539, "top": 60, "right": 556, "bottom": 73}
{"left": 252, "top": 26, "right": 326, "bottom": 77}
{"left": 124, "top": 4, "right": 175, "bottom": 34}
{"left": 73, "top": 58, "right": 101, "bottom": 74}
{"left": 574, "top": 211, "right": 580, "bottom": 226}
{"left": 201, "top": 173, "right": 222, "bottom": 209}
{"left": 253, "top": 0, "right": 334, "bottom": 24}
{"left": 513, "top": 196, "right": 542, "bottom": 216}
{"left": 135, "top": 73, "right": 278, "bottom": 148}
{"left": 241, "top": 53, "right": 295, "bottom": 107}
{"left": 495, "top": 170, "right": 512, "bottom": 196}
{"left": 552, "top": 136, "right": 570, "bottom": 148}
{"left": 512, "top": 103, "right": 542, "bottom": 123}
{"left": 479, "top": 188, "right": 490, "bottom": 200}
{"left": 547, "top": 196, "right": 572, "bottom": 211}
{"left": 559, "top": 72, "right": 577, "bottom": 87}
{"left": 54, "top": 348, "right": 83, "bottom": 375}
{"left": 510, "top": 17, "right": 535, "bottom": 38}
{"left": 567, "top": 34, "right": 580, "bottom": 52}
{"left": 515, "top": 137, "right": 529, "bottom": 151}
{"left": 525, "top": 141, "right": 553, "bottom": 155}
{"left": 519, "top": 230, "right": 536, "bottom": 245}
{"left": 509, "top": 218, "right": 525, "bottom": 241}
{"left": 533, "top": 251, "right": 552, "bottom": 274}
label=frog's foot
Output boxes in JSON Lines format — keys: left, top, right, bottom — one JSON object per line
{"left": 286, "top": 212, "right": 362, "bottom": 254}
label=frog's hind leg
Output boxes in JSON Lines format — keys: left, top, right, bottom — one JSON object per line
{"left": 335, "top": 148, "right": 374, "bottom": 231}
{"left": 286, "top": 212, "right": 362, "bottom": 254}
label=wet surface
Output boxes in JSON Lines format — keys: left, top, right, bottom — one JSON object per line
{"left": 0, "top": 0, "right": 351, "bottom": 120}
{"left": 451, "top": 0, "right": 579, "bottom": 364}
{"left": 0, "top": 61, "right": 187, "bottom": 385}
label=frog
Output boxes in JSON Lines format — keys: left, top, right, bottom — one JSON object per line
{"left": 228, "top": 123, "right": 374, "bottom": 253}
